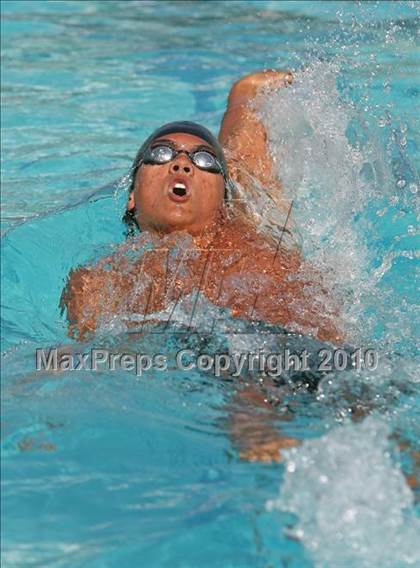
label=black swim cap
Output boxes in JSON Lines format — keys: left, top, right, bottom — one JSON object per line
{"left": 128, "top": 121, "right": 230, "bottom": 193}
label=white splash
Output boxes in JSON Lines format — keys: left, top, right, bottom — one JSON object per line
{"left": 267, "top": 417, "right": 420, "bottom": 567}
{"left": 256, "top": 62, "right": 410, "bottom": 345}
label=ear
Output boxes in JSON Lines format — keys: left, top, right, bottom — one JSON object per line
{"left": 127, "top": 192, "right": 135, "bottom": 211}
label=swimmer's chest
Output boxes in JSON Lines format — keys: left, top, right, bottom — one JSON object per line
{"left": 109, "top": 243, "right": 293, "bottom": 314}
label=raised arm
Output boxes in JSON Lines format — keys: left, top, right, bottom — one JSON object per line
{"left": 219, "top": 70, "right": 292, "bottom": 190}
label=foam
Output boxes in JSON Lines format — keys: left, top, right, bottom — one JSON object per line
{"left": 256, "top": 61, "right": 417, "bottom": 349}
{"left": 267, "top": 417, "right": 420, "bottom": 567}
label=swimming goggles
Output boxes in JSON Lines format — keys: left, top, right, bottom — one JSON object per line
{"left": 142, "top": 143, "right": 223, "bottom": 174}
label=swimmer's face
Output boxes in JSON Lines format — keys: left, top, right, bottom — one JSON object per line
{"left": 128, "top": 132, "right": 225, "bottom": 235}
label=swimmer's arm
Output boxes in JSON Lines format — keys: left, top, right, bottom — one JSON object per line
{"left": 219, "top": 70, "right": 292, "bottom": 188}
{"left": 228, "top": 385, "right": 299, "bottom": 463}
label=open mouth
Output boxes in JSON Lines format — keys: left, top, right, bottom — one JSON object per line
{"left": 172, "top": 182, "right": 187, "bottom": 197}
{"left": 168, "top": 180, "right": 190, "bottom": 203}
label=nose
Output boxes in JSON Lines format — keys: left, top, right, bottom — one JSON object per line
{"left": 168, "top": 153, "right": 193, "bottom": 176}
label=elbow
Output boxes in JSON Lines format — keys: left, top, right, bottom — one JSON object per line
{"left": 229, "top": 70, "right": 293, "bottom": 104}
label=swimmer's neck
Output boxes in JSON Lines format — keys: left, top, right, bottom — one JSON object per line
{"left": 145, "top": 215, "right": 229, "bottom": 249}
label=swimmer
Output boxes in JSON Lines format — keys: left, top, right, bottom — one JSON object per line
{"left": 61, "top": 70, "right": 345, "bottom": 462}
{"left": 62, "top": 70, "right": 343, "bottom": 344}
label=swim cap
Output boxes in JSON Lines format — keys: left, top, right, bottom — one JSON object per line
{"left": 128, "top": 121, "right": 230, "bottom": 193}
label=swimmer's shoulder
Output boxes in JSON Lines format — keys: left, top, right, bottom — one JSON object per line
{"left": 61, "top": 249, "right": 131, "bottom": 339}
{"left": 64, "top": 253, "right": 122, "bottom": 293}
{"left": 61, "top": 236, "right": 158, "bottom": 313}
{"left": 219, "top": 218, "right": 301, "bottom": 273}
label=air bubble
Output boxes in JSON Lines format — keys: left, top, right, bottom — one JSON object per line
{"left": 295, "top": 528, "right": 304, "bottom": 539}
{"left": 396, "top": 179, "right": 406, "bottom": 188}
{"left": 344, "top": 508, "right": 357, "bottom": 522}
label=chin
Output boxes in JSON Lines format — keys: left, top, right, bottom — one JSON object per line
{"left": 158, "top": 214, "right": 196, "bottom": 233}
{"left": 163, "top": 220, "right": 210, "bottom": 236}
{"left": 139, "top": 207, "right": 217, "bottom": 235}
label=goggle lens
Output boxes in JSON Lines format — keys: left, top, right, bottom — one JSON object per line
{"left": 193, "top": 150, "right": 216, "bottom": 169}
{"left": 145, "top": 144, "right": 221, "bottom": 174}
{"left": 149, "top": 145, "right": 174, "bottom": 163}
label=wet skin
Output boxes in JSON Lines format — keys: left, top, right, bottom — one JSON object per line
{"left": 63, "top": 129, "right": 342, "bottom": 343}
{"left": 64, "top": 70, "right": 332, "bottom": 339}
{"left": 62, "top": 208, "right": 341, "bottom": 343}
{"left": 130, "top": 132, "right": 226, "bottom": 236}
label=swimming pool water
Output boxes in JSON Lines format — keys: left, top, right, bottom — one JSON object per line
{"left": 1, "top": 1, "right": 419, "bottom": 566}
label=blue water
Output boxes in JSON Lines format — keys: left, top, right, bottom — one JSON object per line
{"left": 1, "top": 1, "right": 419, "bottom": 566}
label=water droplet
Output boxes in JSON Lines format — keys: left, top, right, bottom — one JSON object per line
{"left": 344, "top": 508, "right": 357, "bottom": 522}
{"left": 396, "top": 179, "right": 406, "bottom": 188}
{"left": 295, "top": 528, "right": 304, "bottom": 539}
